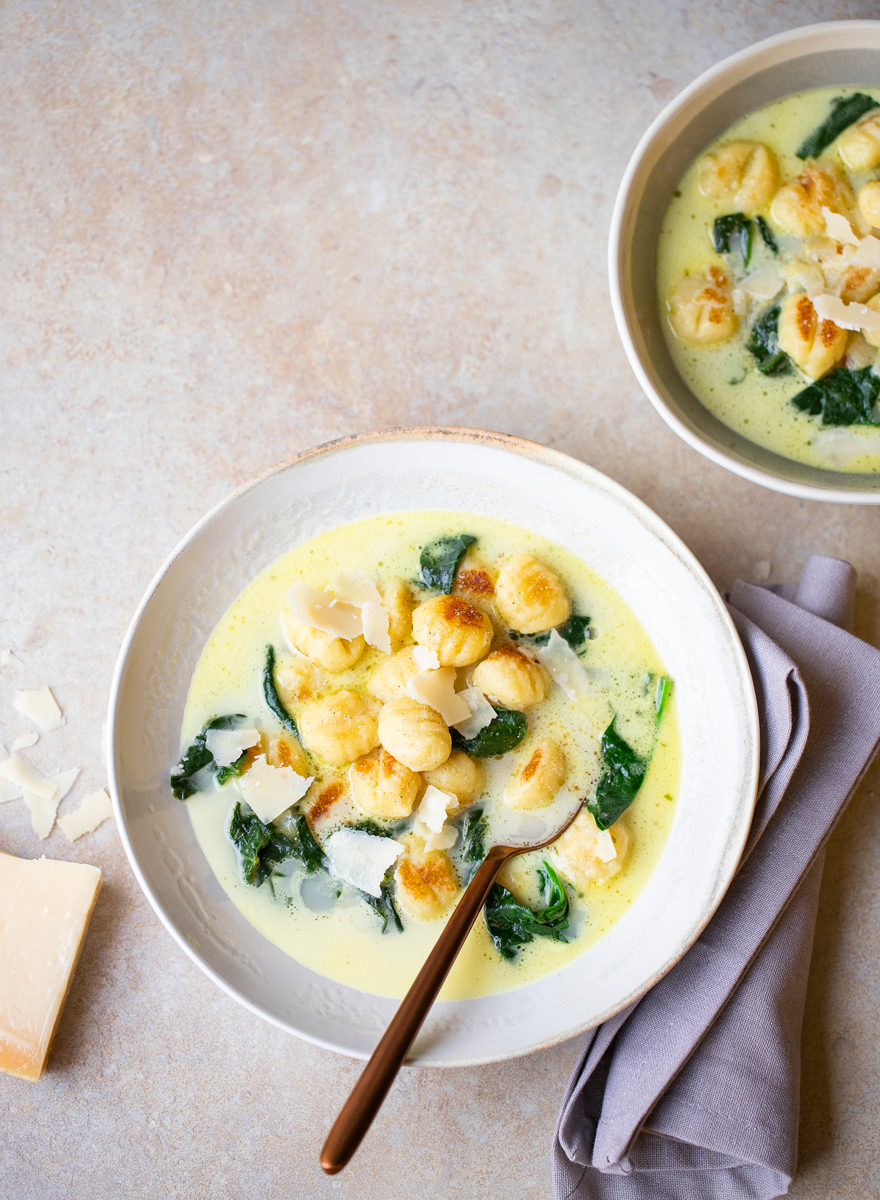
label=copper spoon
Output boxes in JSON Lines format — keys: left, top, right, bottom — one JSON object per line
{"left": 320, "top": 802, "right": 583, "bottom": 1174}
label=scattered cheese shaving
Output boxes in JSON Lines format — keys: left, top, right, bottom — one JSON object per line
{"left": 0, "top": 754, "right": 58, "bottom": 801}
{"left": 533, "top": 630, "right": 593, "bottom": 700}
{"left": 10, "top": 733, "right": 39, "bottom": 751}
{"left": 810, "top": 293, "right": 880, "bottom": 333}
{"left": 331, "top": 571, "right": 383, "bottom": 608}
{"left": 324, "top": 828, "right": 403, "bottom": 897}
{"left": 24, "top": 767, "right": 80, "bottom": 840}
{"left": 0, "top": 775, "right": 20, "bottom": 804}
{"left": 413, "top": 785, "right": 459, "bottom": 852}
{"left": 204, "top": 727, "right": 261, "bottom": 768}
{"left": 407, "top": 667, "right": 471, "bottom": 725}
{"left": 235, "top": 755, "right": 313, "bottom": 825}
{"left": 412, "top": 646, "right": 441, "bottom": 671}
{"left": 451, "top": 686, "right": 496, "bottom": 739}
{"left": 822, "top": 206, "right": 860, "bottom": 247}
{"left": 739, "top": 269, "right": 784, "bottom": 301}
{"left": 417, "top": 821, "right": 459, "bottom": 852}
{"left": 286, "top": 581, "right": 363, "bottom": 641}
{"left": 58, "top": 789, "right": 113, "bottom": 842}
{"left": 595, "top": 829, "right": 617, "bottom": 863}
{"left": 13, "top": 687, "right": 64, "bottom": 733}
{"left": 851, "top": 234, "right": 880, "bottom": 269}
{"left": 361, "top": 601, "right": 392, "bottom": 655}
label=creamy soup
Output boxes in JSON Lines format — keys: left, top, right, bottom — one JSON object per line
{"left": 658, "top": 86, "right": 880, "bottom": 472}
{"left": 173, "top": 512, "right": 679, "bottom": 1001}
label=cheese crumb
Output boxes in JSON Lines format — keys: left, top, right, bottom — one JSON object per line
{"left": 58, "top": 789, "right": 114, "bottom": 841}
{"left": 235, "top": 755, "right": 313, "bottom": 825}
{"left": 13, "top": 687, "right": 64, "bottom": 733}
{"left": 324, "top": 828, "right": 403, "bottom": 897}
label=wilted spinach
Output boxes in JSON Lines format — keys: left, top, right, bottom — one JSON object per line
{"left": 170, "top": 714, "right": 246, "bottom": 800}
{"left": 263, "top": 644, "right": 298, "bottom": 737}
{"left": 451, "top": 708, "right": 528, "bottom": 757}
{"left": 362, "top": 869, "right": 403, "bottom": 933}
{"left": 713, "top": 212, "right": 752, "bottom": 267}
{"left": 419, "top": 534, "right": 477, "bottom": 594}
{"left": 793, "top": 367, "right": 880, "bottom": 426}
{"left": 515, "top": 613, "right": 592, "bottom": 653}
{"left": 483, "top": 861, "right": 570, "bottom": 960}
{"left": 587, "top": 719, "right": 648, "bottom": 831}
{"left": 456, "top": 807, "right": 487, "bottom": 883}
{"left": 746, "top": 306, "right": 791, "bottom": 376}
{"left": 229, "top": 803, "right": 325, "bottom": 887}
{"left": 755, "top": 215, "right": 778, "bottom": 254}
{"left": 797, "top": 92, "right": 879, "bottom": 159}
{"left": 654, "top": 676, "right": 672, "bottom": 720}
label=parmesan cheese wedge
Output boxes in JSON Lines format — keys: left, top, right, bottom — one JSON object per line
{"left": 0, "top": 851, "right": 102, "bottom": 1081}
{"left": 235, "top": 756, "right": 313, "bottom": 825}
{"left": 24, "top": 767, "right": 80, "bottom": 840}
{"left": 13, "top": 687, "right": 64, "bottom": 733}
{"left": 57, "top": 790, "right": 114, "bottom": 842}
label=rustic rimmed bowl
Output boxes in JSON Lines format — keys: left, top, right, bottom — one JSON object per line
{"left": 610, "top": 20, "right": 880, "bottom": 503}
{"left": 108, "top": 428, "right": 758, "bottom": 1066}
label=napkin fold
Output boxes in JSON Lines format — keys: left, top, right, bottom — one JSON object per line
{"left": 553, "top": 556, "right": 880, "bottom": 1200}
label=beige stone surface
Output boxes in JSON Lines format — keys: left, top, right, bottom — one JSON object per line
{"left": 1, "top": 1, "right": 879, "bottom": 1196}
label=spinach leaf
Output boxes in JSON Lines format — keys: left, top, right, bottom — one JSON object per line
{"left": 215, "top": 751, "right": 249, "bottom": 786}
{"left": 228, "top": 803, "right": 325, "bottom": 886}
{"left": 419, "top": 534, "right": 477, "bottom": 594}
{"left": 456, "top": 807, "right": 487, "bottom": 883}
{"left": 654, "top": 676, "right": 672, "bottom": 721}
{"left": 451, "top": 708, "right": 528, "bottom": 757}
{"left": 170, "top": 714, "right": 246, "bottom": 800}
{"left": 588, "top": 718, "right": 648, "bottom": 831}
{"left": 263, "top": 644, "right": 298, "bottom": 737}
{"left": 512, "top": 613, "right": 591, "bottom": 654}
{"left": 746, "top": 306, "right": 791, "bottom": 376}
{"left": 483, "top": 861, "right": 570, "bottom": 960}
{"left": 755, "top": 215, "right": 778, "bottom": 254}
{"left": 797, "top": 92, "right": 880, "bottom": 159}
{"left": 713, "top": 213, "right": 752, "bottom": 267}
{"left": 362, "top": 869, "right": 403, "bottom": 933}
{"left": 792, "top": 367, "right": 880, "bottom": 426}
{"left": 347, "top": 817, "right": 410, "bottom": 839}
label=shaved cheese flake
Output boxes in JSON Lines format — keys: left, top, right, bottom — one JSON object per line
{"left": 0, "top": 754, "right": 57, "bottom": 801}
{"left": 236, "top": 754, "right": 313, "bottom": 825}
{"left": 533, "top": 630, "right": 594, "bottom": 701}
{"left": 324, "top": 828, "right": 403, "bottom": 898}
{"left": 739, "top": 269, "right": 784, "bottom": 301}
{"left": 0, "top": 775, "right": 20, "bottom": 804}
{"left": 407, "top": 667, "right": 471, "bottom": 725}
{"left": 451, "top": 687, "right": 496, "bottom": 739}
{"left": 58, "top": 789, "right": 114, "bottom": 841}
{"left": 361, "top": 602, "right": 392, "bottom": 655}
{"left": 851, "top": 234, "right": 880, "bottom": 269}
{"left": 13, "top": 687, "right": 64, "bottom": 733}
{"left": 418, "top": 784, "right": 458, "bottom": 832}
{"left": 814, "top": 426, "right": 880, "bottom": 467}
{"left": 24, "top": 767, "right": 80, "bottom": 840}
{"left": 412, "top": 646, "right": 441, "bottom": 672}
{"left": 1, "top": 649, "right": 23, "bottom": 668}
{"left": 810, "top": 293, "right": 880, "bottom": 334}
{"left": 331, "top": 571, "right": 382, "bottom": 608}
{"left": 204, "top": 726, "right": 260, "bottom": 768}
{"left": 822, "top": 206, "right": 860, "bottom": 247}
{"left": 595, "top": 829, "right": 617, "bottom": 863}
{"left": 286, "top": 581, "right": 363, "bottom": 641}
{"left": 11, "top": 733, "right": 39, "bottom": 751}
{"left": 415, "top": 820, "right": 459, "bottom": 853}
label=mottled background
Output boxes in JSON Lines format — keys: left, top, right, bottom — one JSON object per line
{"left": 2, "top": 1, "right": 879, "bottom": 1197}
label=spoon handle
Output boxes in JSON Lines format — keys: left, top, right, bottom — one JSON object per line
{"left": 320, "top": 847, "right": 509, "bottom": 1174}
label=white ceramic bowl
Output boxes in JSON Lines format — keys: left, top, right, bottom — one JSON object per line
{"left": 610, "top": 20, "right": 880, "bottom": 503}
{"left": 108, "top": 428, "right": 758, "bottom": 1066}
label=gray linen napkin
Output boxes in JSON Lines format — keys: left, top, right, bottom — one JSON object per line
{"left": 553, "top": 555, "right": 880, "bottom": 1200}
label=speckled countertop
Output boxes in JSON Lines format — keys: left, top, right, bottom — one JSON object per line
{"left": 2, "top": 2, "right": 879, "bottom": 1197}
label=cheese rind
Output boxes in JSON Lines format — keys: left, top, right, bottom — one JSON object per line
{"left": 0, "top": 852, "right": 102, "bottom": 1081}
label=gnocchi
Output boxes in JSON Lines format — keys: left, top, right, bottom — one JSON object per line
{"left": 411, "top": 595, "right": 493, "bottom": 667}
{"left": 349, "top": 748, "right": 421, "bottom": 819}
{"left": 770, "top": 164, "right": 854, "bottom": 237}
{"left": 394, "top": 836, "right": 459, "bottom": 920}
{"left": 777, "top": 294, "right": 848, "bottom": 380}
{"left": 837, "top": 110, "right": 880, "bottom": 171}
{"left": 377, "top": 696, "right": 452, "bottom": 772}
{"left": 554, "top": 814, "right": 631, "bottom": 887}
{"left": 697, "top": 140, "right": 778, "bottom": 213}
{"left": 299, "top": 690, "right": 380, "bottom": 765}
{"left": 494, "top": 554, "right": 571, "bottom": 634}
{"left": 282, "top": 611, "right": 366, "bottom": 673}
{"left": 667, "top": 267, "right": 738, "bottom": 346}
{"left": 422, "top": 751, "right": 484, "bottom": 809}
{"left": 472, "top": 644, "right": 550, "bottom": 710}
{"left": 504, "top": 739, "right": 567, "bottom": 810}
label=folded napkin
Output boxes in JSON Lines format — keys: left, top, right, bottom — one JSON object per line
{"left": 553, "top": 555, "right": 880, "bottom": 1200}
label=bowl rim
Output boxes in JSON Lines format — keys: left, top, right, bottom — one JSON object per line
{"left": 107, "top": 426, "right": 760, "bottom": 1065}
{"left": 609, "top": 19, "right": 880, "bottom": 504}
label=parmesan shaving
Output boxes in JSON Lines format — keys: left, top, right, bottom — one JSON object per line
{"left": 361, "top": 602, "right": 392, "bottom": 655}
{"left": 13, "top": 687, "right": 64, "bottom": 733}
{"left": 10, "top": 733, "right": 39, "bottom": 751}
{"left": 24, "top": 767, "right": 80, "bottom": 840}
{"left": 416, "top": 821, "right": 458, "bottom": 853}
{"left": 595, "top": 829, "right": 617, "bottom": 863}
{"left": 822, "top": 206, "right": 860, "bottom": 247}
{"left": 0, "top": 754, "right": 58, "bottom": 801}
{"left": 851, "top": 234, "right": 880, "bottom": 269}
{"left": 58, "top": 789, "right": 114, "bottom": 841}
{"left": 810, "top": 293, "right": 880, "bottom": 334}
{"left": 331, "top": 571, "right": 382, "bottom": 608}
{"left": 738, "top": 269, "right": 784, "bottom": 301}
{"left": 407, "top": 667, "right": 471, "bottom": 725}
{"left": 286, "top": 581, "right": 363, "bottom": 641}
{"left": 533, "top": 630, "right": 593, "bottom": 700}
{"left": 412, "top": 646, "right": 441, "bottom": 672}
{"left": 324, "top": 828, "right": 403, "bottom": 897}
{"left": 451, "top": 687, "right": 496, "bottom": 739}
{"left": 235, "top": 755, "right": 313, "bottom": 825}
{"left": 414, "top": 785, "right": 459, "bottom": 852}
{"left": 204, "top": 726, "right": 260, "bottom": 768}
